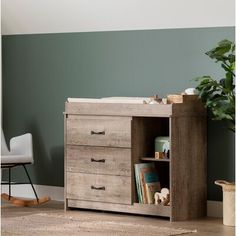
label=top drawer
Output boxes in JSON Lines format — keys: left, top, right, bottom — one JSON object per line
{"left": 66, "top": 115, "right": 132, "bottom": 148}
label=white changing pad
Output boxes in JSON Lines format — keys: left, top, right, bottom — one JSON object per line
{"left": 67, "top": 97, "right": 151, "bottom": 104}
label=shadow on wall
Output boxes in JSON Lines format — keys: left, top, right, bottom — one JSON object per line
{"left": 50, "top": 146, "right": 64, "bottom": 186}
{"left": 27, "top": 122, "right": 64, "bottom": 186}
{"left": 207, "top": 119, "right": 235, "bottom": 201}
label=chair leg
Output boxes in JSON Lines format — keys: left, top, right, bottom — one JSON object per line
{"left": 22, "top": 165, "right": 39, "bottom": 203}
{"left": 8, "top": 168, "right": 11, "bottom": 200}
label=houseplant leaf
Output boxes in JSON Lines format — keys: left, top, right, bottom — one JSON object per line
{"left": 195, "top": 39, "right": 235, "bottom": 132}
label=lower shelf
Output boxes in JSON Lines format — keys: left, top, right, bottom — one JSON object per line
{"left": 67, "top": 199, "right": 171, "bottom": 218}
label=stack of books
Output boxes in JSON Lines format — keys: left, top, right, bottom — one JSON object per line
{"left": 134, "top": 163, "right": 161, "bottom": 204}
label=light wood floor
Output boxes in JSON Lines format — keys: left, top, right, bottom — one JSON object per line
{"left": 1, "top": 201, "right": 235, "bottom": 236}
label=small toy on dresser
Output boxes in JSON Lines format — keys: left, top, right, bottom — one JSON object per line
{"left": 154, "top": 188, "right": 170, "bottom": 206}
{"left": 144, "top": 95, "right": 168, "bottom": 104}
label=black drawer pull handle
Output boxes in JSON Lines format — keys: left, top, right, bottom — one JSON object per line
{"left": 91, "top": 158, "right": 106, "bottom": 163}
{"left": 91, "top": 185, "right": 105, "bottom": 191}
{"left": 91, "top": 130, "right": 105, "bottom": 135}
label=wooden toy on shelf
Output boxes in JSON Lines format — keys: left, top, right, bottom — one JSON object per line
{"left": 154, "top": 188, "right": 170, "bottom": 206}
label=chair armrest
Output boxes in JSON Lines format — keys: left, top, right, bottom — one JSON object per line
{"left": 10, "top": 133, "right": 33, "bottom": 161}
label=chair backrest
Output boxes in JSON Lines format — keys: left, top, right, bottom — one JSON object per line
{"left": 10, "top": 133, "right": 33, "bottom": 158}
{"left": 1, "top": 129, "right": 10, "bottom": 155}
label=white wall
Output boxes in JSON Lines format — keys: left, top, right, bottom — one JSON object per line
{"left": 2, "top": 0, "right": 235, "bottom": 35}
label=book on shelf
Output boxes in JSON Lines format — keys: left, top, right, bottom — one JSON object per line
{"left": 146, "top": 182, "right": 160, "bottom": 204}
{"left": 134, "top": 164, "right": 143, "bottom": 203}
{"left": 134, "top": 163, "right": 161, "bottom": 204}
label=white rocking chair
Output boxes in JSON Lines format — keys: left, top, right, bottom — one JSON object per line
{"left": 1, "top": 130, "right": 50, "bottom": 206}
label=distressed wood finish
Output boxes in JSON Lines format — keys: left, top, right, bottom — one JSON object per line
{"left": 67, "top": 115, "right": 132, "bottom": 148}
{"left": 65, "top": 102, "right": 172, "bottom": 117}
{"left": 65, "top": 101, "right": 205, "bottom": 117}
{"left": 66, "top": 145, "right": 131, "bottom": 176}
{"left": 64, "top": 101, "right": 207, "bottom": 221}
{"left": 68, "top": 199, "right": 171, "bottom": 217}
{"left": 67, "top": 172, "right": 132, "bottom": 205}
{"left": 170, "top": 116, "right": 207, "bottom": 221}
{"left": 172, "top": 103, "right": 206, "bottom": 117}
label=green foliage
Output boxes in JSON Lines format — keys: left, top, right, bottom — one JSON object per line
{"left": 195, "top": 39, "right": 235, "bottom": 132}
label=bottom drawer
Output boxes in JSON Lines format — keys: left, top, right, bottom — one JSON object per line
{"left": 66, "top": 172, "right": 131, "bottom": 204}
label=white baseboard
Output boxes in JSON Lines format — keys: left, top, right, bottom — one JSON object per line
{"left": 1, "top": 184, "right": 223, "bottom": 218}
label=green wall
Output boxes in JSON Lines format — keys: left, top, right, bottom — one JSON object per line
{"left": 2, "top": 27, "right": 235, "bottom": 201}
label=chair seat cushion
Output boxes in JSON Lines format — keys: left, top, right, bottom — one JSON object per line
{"left": 1, "top": 155, "right": 33, "bottom": 164}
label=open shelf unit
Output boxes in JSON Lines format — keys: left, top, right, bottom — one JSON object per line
{"left": 132, "top": 117, "right": 170, "bottom": 214}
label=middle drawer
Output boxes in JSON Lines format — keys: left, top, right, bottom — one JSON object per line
{"left": 66, "top": 145, "right": 131, "bottom": 176}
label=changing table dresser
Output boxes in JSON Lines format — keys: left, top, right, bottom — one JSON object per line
{"left": 64, "top": 99, "right": 207, "bottom": 221}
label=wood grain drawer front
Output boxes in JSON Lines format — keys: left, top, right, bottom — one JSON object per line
{"left": 66, "top": 146, "right": 131, "bottom": 176}
{"left": 67, "top": 172, "right": 131, "bottom": 204}
{"left": 66, "top": 115, "right": 131, "bottom": 148}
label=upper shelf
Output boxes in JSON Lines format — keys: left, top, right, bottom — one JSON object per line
{"left": 141, "top": 157, "right": 170, "bottom": 162}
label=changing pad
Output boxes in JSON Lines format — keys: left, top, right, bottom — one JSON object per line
{"left": 67, "top": 97, "right": 151, "bottom": 104}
